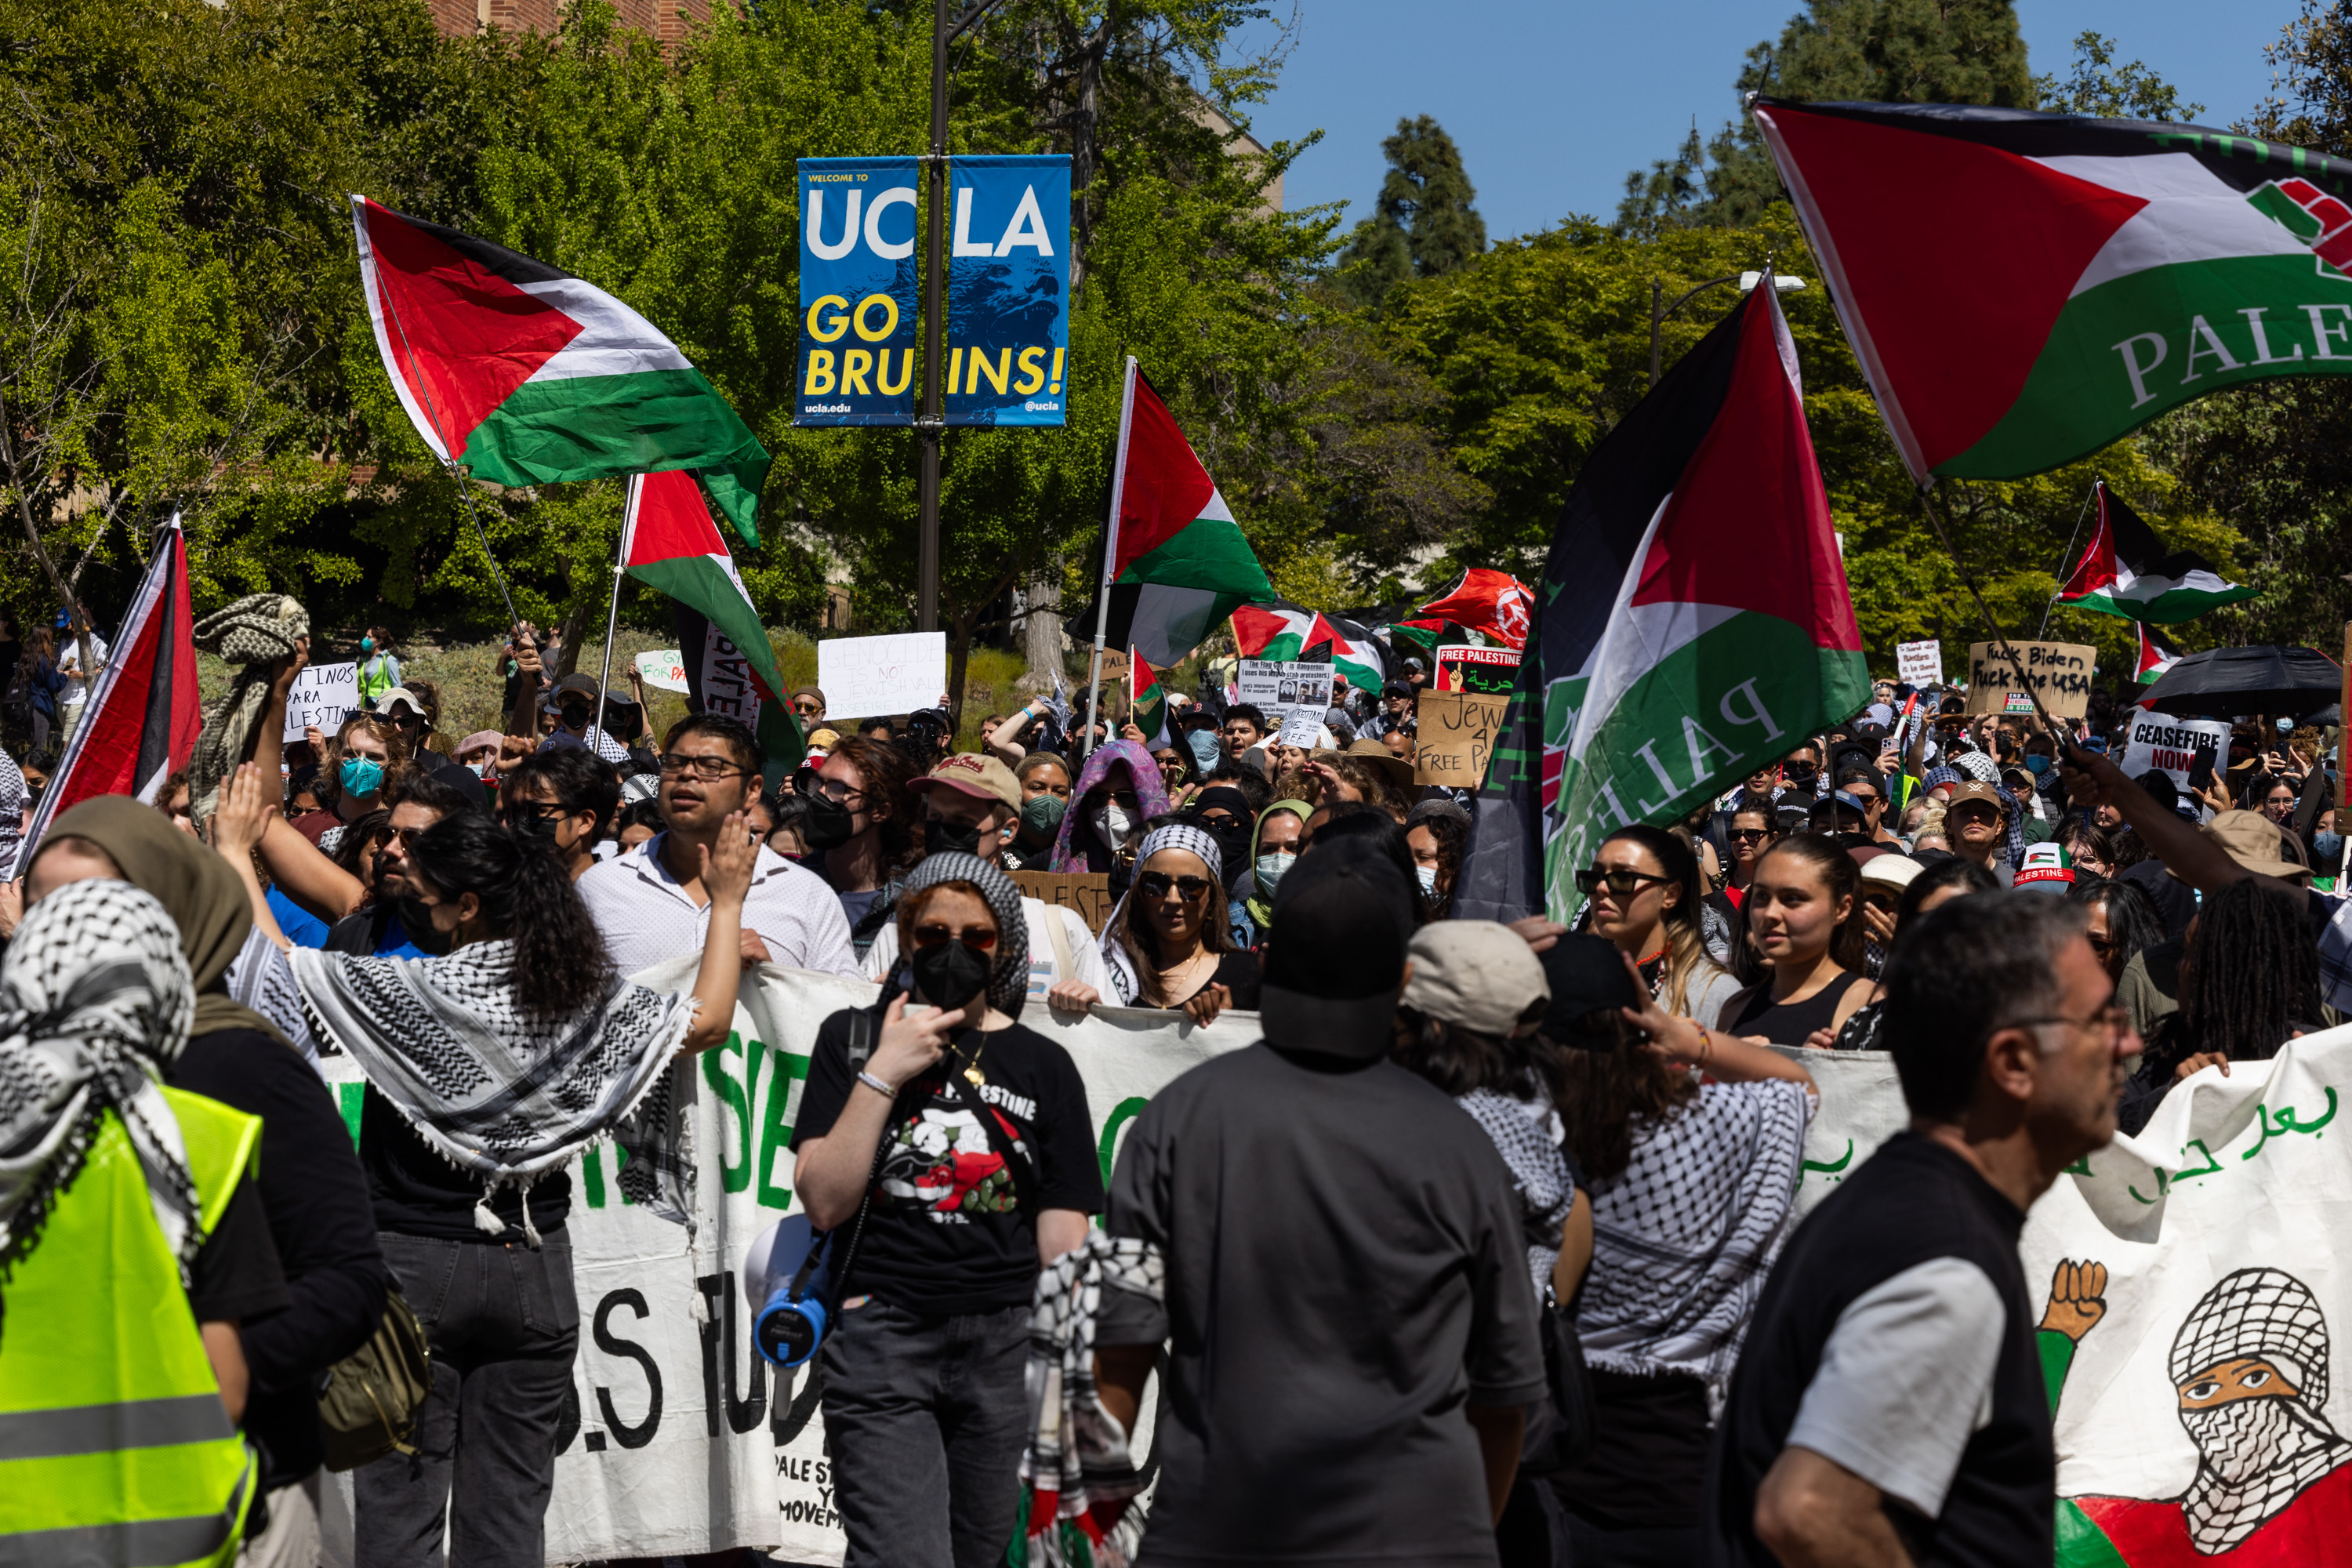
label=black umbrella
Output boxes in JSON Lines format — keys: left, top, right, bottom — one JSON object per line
{"left": 2139, "top": 644, "right": 2345, "bottom": 720}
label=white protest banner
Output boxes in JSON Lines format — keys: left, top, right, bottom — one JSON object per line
{"left": 636, "top": 649, "right": 690, "bottom": 693}
{"left": 318, "top": 964, "right": 1257, "bottom": 1566}
{"left": 2122, "top": 710, "right": 2231, "bottom": 808}
{"left": 281, "top": 662, "right": 359, "bottom": 740}
{"left": 1276, "top": 706, "right": 1323, "bottom": 749}
{"left": 817, "top": 631, "right": 947, "bottom": 720}
{"left": 1895, "top": 639, "right": 1944, "bottom": 688}
{"left": 1236, "top": 659, "right": 1330, "bottom": 738}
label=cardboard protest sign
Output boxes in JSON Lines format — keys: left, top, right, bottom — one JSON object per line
{"left": 1963, "top": 641, "right": 2096, "bottom": 718}
{"left": 1415, "top": 691, "right": 1510, "bottom": 786}
{"left": 1434, "top": 643, "right": 1520, "bottom": 695}
{"left": 1895, "top": 638, "right": 1944, "bottom": 687}
{"left": 815, "top": 631, "right": 946, "bottom": 720}
{"left": 281, "top": 662, "right": 359, "bottom": 740}
{"left": 1011, "top": 869, "right": 1115, "bottom": 934}
{"left": 635, "top": 649, "right": 690, "bottom": 692}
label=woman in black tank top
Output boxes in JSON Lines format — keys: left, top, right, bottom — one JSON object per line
{"left": 1723, "top": 837, "right": 1872, "bottom": 1044}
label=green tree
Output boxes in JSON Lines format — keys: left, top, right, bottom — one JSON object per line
{"left": 1335, "top": 116, "right": 1487, "bottom": 307}
{"left": 2035, "top": 31, "right": 2205, "bottom": 121}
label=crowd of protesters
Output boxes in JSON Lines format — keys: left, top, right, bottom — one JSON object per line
{"left": 5, "top": 619, "right": 2352, "bottom": 1568}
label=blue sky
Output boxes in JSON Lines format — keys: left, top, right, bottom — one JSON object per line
{"left": 1233, "top": 1, "right": 2304, "bottom": 242}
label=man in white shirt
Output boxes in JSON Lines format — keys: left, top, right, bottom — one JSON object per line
{"left": 57, "top": 615, "right": 108, "bottom": 718}
{"left": 859, "top": 752, "right": 1111, "bottom": 1008}
{"left": 579, "top": 714, "right": 860, "bottom": 978}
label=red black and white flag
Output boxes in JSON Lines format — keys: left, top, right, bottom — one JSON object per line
{"left": 1752, "top": 98, "right": 2352, "bottom": 483}
{"left": 2060, "top": 479, "right": 2252, "bottom": 622}
{"left": 2136, "top": 622, "right": 2186, "bottom": 686}
{"left": 23, "top": 517, "right": 202, "bottom": 862}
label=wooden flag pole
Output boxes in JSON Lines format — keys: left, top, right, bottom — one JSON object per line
{"left": 1914, "top": 483, "right": 2065, "bottom": 736}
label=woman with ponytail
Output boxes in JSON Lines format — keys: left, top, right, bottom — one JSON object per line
{"left": 1720, "top": 835, "right": 1874, "bottom": 1044}
{"left": 289, "top": 808, "right": 757, "bottom": 1568}
{"left": 1575, "top": 824, "right": 1743, "bottom": 1028}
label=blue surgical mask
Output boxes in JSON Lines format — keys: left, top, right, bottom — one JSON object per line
{"left": 340, "top": 755, "right": 385, "bottom": 797}
{"left": 2314, "top": 831, "right": 2343, "bottom": 866}
{"left": 361, "top": 636, "right": 376, "bottom": 654}
{"left": 2025, "top": 754, "right": 2050, "bottom": 775}
{"left": 1186, "top": 728, "right": 1221, "bottom": 773}
{"left": 1417, "top": 864, "right": 1439, "bottom": 895}
{"left": 1254, "top": 851, "right": 1294, "bottom": 894}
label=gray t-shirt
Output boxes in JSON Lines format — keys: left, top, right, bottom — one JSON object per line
{"left": 1102, "top": 1043, "right": 1546, "bottom": 1567}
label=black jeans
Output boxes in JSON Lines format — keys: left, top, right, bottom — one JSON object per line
{"left": 819, "top": 1296, "right": 1031, "bottom": 1568}
{"left": 355, "top": 1231, "right": 579, "bottom": 1568}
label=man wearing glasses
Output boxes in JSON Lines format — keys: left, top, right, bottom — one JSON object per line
{"left": 324, "top": 771, "right": 484, "bottom": 958}
{"left": 579, "top": 714, "right": 862, "bottom": 978}
{"left": 790, "top": 685, "right": 827, "bottom": 727}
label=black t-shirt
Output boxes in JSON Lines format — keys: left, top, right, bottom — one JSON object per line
{"left": 360, "top": 1084, "right": 572, "bottom": 1242}
{"left": 1163, "top": 949, "right": 1262, "bottom": 1011}
{"left": 2120, "top": 858, "right": 2199, "bottom": 942}
{"left": 188, "top": 1176, "right": 289, "bottom": 1325}
{"left": 791, "top": 1007, "right": 1102, "bottom": 1316}
{"left": 172, "top": 1028, "right": 390, "bottom": 1488}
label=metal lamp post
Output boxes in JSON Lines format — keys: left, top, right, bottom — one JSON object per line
{"left": 1648, "top": 269, "right": 1807, "bottom": 387}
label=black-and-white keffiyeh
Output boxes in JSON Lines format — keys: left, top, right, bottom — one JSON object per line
{"left": 0, "top": 881, "right": 197, "bottom": 1340}
{"left": 1101, "top": 822, "right": 1222, "bottom": 1006}
{"left": 289, "top": 939, "right": 698, "bottom": 1243}
{"left": 902, "top": 851, "right": 1031, "bottom": 1017}
{"left": 0, "top": 744, "right": 25, "bottom": 884}
{"left": 1014, "top": 1232, "right": 1163, "bottom": 1568}
{"left": 1578, "top": 1078, "right": 1814, "bottom": 1410}
{"left": 1457, "top": 1087, "right": 1577, "bottom": 1290}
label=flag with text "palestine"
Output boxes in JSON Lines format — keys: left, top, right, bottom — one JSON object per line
{"left": 624, "top": 470, "right": 801, "bottom": 779}
{"left": 2137, "top": 622, "right": 2186, "bottom": 684}
{"left": 352, "top": 196, "right": 769, "bottom": 544}
{"left": 2061, "top": 478, "right": 2253, "bottom": 622}
{"left": 1073, "top": 358, "right": 1274, "bottom": 666}
{"left": 1454, "top": 274, "right": 1868, "bottom": 924}
{"left": 1418, "top": 568, "right": 1535, "bottom": 650}
{"left": 22, "top": 517, "right": 201, "bottom": 866}
{"left": 1131, "top": 650, "right": 1171, "bottom": 748}
{"left": 1751, "top": 100, "right": 2352, "bottom": 482}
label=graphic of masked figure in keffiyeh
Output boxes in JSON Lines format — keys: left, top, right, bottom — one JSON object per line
{"left": 2045, "top": 1261, "right": 2352, "bottom": 1563}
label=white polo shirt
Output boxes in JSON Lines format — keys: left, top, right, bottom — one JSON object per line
{"left": 579, "top": 833, "right": 862, "bottom": 979}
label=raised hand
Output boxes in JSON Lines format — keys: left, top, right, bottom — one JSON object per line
{"left": 869, "top": 992, "right": 960, "bottom": 1088}
{"left": 2039, "top": 1258, "right": 2109, "bottom": 1343}
{"left": 211, "top": 764, "right": 275, "bottom": 858}
{"left": 698, "top": 809, "right": 759, "bottom": 908}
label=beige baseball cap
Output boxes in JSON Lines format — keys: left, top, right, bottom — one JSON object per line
{"left": 913, "top": 752, "right": 1020, "bottom": 812}
{"left": 1403, "top": 920, "right": 1552, "bottom": 1039}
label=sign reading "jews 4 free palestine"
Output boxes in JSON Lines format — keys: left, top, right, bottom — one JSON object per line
{"left": 1754, "top": 101, "right": 2352, "bottom": 482}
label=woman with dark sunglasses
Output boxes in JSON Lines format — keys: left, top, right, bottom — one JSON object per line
{"left": 1577, "top": 826, "right": 1742, "bottom": 1030}
{"left": 1100, "top": 822, "right": 1261, "bottom": 1025}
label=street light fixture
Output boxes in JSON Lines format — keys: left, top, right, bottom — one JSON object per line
{"left": 1649, "top": 270, "right": 1807, "bottom": 387}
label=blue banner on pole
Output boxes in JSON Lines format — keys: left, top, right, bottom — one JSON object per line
{"left": 946, "top": 154, "right": 1071, "bottom": 427}
{"left": 795, "top": 157, "right": 920, "bottom": 426}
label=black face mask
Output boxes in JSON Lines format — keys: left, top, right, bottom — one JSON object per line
{"left": 1782, "top": 763, "right": 1818, "bottom": 786}
{"left": 558, "top": 703, "right": 593, "bottom": 731}
{"left": 798, "top": 794, "right": 855, "bottom": 852}
{"left": 394, "top": 894, "right": 456, "bottom": 957}
{"left": 910, "top": 939, "right": 990, "bottom": 1013}
{"left": 926, "top": 816, "right": 985, "bottom": 857}
{"left": 1206, "top": 822, "right": 1250, "bottom": 877}
{"left": 507, "top": 808, "right": 561, "bottom": 846}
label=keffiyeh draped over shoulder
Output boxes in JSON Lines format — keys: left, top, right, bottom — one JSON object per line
{"left": 0, "top": 880, "right": 197, "bottom": 1338}
{"left": 1014, "top": 1232, "right": 1163, "bottom": 1568}
{"left": 1047, "top": 742, "right": 1172, "bottom": 873}
{"left": 289, "top": 940, "right": 699, "bottom": 1242}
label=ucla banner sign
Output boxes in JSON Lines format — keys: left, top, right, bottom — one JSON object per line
{"left": 945, "top": 154, "right": 1070, "bottom": 426}
{"left": 796, "top": 158, "right": 920, "bottom": 426}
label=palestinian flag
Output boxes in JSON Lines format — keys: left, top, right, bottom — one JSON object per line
{"left": 23, "top": 517, "right": 201, "bottom": 865}
{"left": 1383, "top": 618, "right": 1461, "bottom": 667}
{"left": 1752, "top": 100, "right": 2352, "bottom": 482}
{"left": 1418, "top": 568, "right": 1535, "bottom": 649}
{"left": 1322, "top": 615, "right": 1394, "bottom": 695}
{"left": 2060, "top": 479, "right": 2252, "bottom": 622}
{"left": 352, "top": 196, "right": 769, "bottom": 543}
{"left": 1454, "top": 275, "right": 1868, "bottom": 924}
{"left": 623, "top": 470, "right": 801, "bottom": 780}
{"left": 1231, "top": 601, "right": 1336, "bottom": 662}
{"left": 1072, "top": 358, "right": 1274, "bottom": 665}
{"left": 1131, "top": 650, "right": 1171, "bottom": 747}
{"left": 2136, "top": 622, "right": 2186, "bottom": 684}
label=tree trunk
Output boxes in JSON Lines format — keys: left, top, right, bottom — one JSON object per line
{"left": 1018, "top": 557, "right": 1063, "bottom": 693}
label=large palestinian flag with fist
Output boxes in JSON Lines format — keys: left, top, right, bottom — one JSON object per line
{"left": 1752, "top": 100, "right": 2352, "bottom": 482}
{"left": 351, "top": 197, "right": 769, "bottom": 542}
{"left": 1455, "top": 276, "right": 1867, "bottom": 923}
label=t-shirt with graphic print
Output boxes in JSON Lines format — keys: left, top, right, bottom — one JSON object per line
{"left": 793, "top": 1007, "right": 1103, "bottom": 1316}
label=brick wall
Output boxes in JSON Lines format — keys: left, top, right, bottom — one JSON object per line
{"left": 420, "top": 0, "right": 712, "bottom": 44}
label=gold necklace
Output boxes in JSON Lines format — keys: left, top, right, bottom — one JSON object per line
{"left": 949, "top": 1029, "right": 989, "bottom": 1087}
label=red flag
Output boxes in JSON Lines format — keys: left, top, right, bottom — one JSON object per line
{"left": 23, "top": 517, "right": 201, "bottom": 862}
{"left": 1417, "top": 568, "right": 1534, "bottom": 650}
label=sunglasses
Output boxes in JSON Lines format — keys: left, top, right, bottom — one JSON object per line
{"left": 912, "top": 922, "right": 998, "bottom": 953}
{"left": 792, "top": 701, "right": 822, "bottom": 715}
{"left": 1138, "top": 871, "right": 1213, "bottom": 900}
{"left": 1575, "top": 866, "right": 1669, "bottom": 898}
{"left": 1728, "top": 826, "right": 1773, "bottom": 843}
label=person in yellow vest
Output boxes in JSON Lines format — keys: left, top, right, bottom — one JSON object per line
{"left": 0, "top": 876, "right": 289, "bottom": 1566}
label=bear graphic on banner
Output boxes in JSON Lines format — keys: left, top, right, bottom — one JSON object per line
{"left": 2047, "top": 1262, "right": 2352, "bottom": 1563}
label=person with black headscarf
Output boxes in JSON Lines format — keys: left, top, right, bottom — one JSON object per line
{"left": 790, "top": 851, "right": 1104, "bottom": 1568}
{"left": 1092, "top": 837, "right": 1546, "bottom": 1566}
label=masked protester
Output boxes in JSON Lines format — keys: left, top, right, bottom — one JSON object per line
{"left": 324, "top": 771, "right": 481, "bottom": 959}
{"left": 1047, "top": 740, "right": 1172, "bottom": 875}
{"left": 1235, "top": 797, "right": 1310, "bottom": 946}
{"left": 795, "top": 735, "right": 927, "bottom": 957}
{"left": 790, "top": 852, "right": 1103, "bottom": 1568}
{"left": 500, "top": 748, "right": 621, "bottom": 881}
{"left": 291, "top": 714, "right": 409, "bottom": 848}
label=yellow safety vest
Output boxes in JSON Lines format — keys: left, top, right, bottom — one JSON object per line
{"left": 0, "top": 1085, "right": 263, "bottom": 1567}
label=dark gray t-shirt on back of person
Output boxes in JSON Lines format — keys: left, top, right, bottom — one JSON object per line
{"left": 1102, "top": 1041, "right": 1546, "bottom": 1568}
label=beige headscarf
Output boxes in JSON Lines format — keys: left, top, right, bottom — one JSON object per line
{"left": 39, "top": 795, "right": 291, "bottom": 1047}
